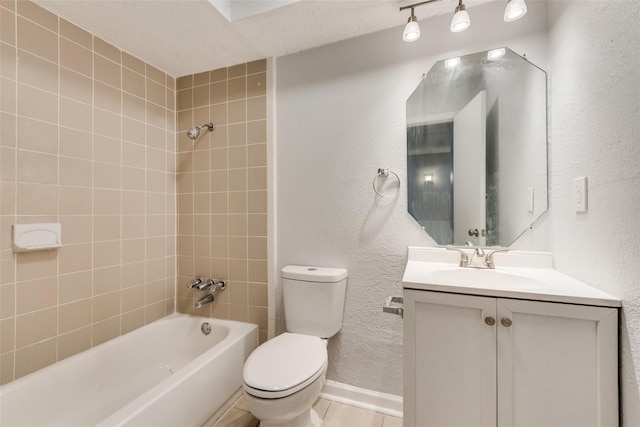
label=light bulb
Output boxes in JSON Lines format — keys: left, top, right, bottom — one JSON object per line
{"left": 504, "top": 0, "right": 527, "bottom": 22}
{"left": 403, "top": 14, "right": 420, "bottom": 42}
{"left": 450, "top": 2, "right": 470, "bottom": 33}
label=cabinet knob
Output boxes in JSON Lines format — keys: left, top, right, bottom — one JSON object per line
{"left": 484, "top": 316, "right": 496, "bottom": 326}
{"left": 501, "top": 318, "right": 513, "bottom": 327}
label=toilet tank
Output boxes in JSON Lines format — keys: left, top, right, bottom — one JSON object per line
{"left": 282, "top": 265, "right": 348, "bottom": 338}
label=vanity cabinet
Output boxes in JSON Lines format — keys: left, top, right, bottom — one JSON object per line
{"left": 403, "top": 289, "right": 618, "bottom": 427}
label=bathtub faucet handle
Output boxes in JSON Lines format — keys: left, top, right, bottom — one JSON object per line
{"left": 213, "top": 279, "right": 227, "bottom": 292}
{"left": 186, "top": 277, "right": 204, "bottom": 289}
{"left": 207, "top": 279, "right": 227, "bottom": 295}
{"left": 195, "top": 278, "right": 216, "bottom": 291}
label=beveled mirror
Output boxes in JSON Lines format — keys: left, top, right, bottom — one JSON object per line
{"left": 407, "top": 47, "right": 547, "bottom": 247}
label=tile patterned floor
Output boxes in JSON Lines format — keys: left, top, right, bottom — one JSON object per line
{"left": 213, "top": 396, "right": 402, "bottom": 427}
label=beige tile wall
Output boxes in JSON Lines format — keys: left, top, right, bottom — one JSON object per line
{"left": 0, "top": 0, "right": 176, "bottom": 384}
{"left": 175, "top": 62, "right": 268, "bottom": 343}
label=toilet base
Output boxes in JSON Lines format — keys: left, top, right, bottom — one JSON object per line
{"left": 258, "top": 408, "right": 321, "bottom": 427}
{"left": 243, "top": 372, "right": 325, "bottom": 427}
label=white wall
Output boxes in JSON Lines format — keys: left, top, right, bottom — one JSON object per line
{"left": 274, "top": 1, "right": 549, "bottom": 396}
{"left": 547, "top": 1, "right": 640, "bottom": 424}
{"left": 273, "top": 0, "right": 640, "bottom": 421}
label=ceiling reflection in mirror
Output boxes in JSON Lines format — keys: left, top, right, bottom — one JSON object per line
{"left": 407, "top": 48, "right": 547, "bottom": 247}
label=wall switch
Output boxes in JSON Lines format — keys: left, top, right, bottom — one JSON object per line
{"left": 574, "top": 176, "right": 588, "bottom": 212}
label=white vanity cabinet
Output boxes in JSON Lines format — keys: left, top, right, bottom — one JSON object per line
{"left": 403, "top": 289, "right": 619, "bottom": 427}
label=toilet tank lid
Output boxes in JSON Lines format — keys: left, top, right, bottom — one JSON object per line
{"left": 282, "top": 265, "right": 348, "bottom": 282}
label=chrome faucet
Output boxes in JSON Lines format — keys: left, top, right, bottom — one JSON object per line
{"left": 187, "top": 277, "right": 226, "bottom": 292}
{"left": 468, "top": 247, "right": 487, "bottom": 268}
{"left": 195, "top": 294, "right": 214, "bottom": 308}
{"left": 191, "top": 279, "right": 227, "bottom": 308}
{"left": 446, "top": 246, "right": 508, "bottom": 269}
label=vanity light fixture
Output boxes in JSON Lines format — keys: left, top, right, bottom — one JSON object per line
{"left": 399, "top": 0, "right": 436, "bottom": 43}
{"left": 424, "top": 174, "right": 433, "bottom": 183}
{"left": 450, "top": 0, "right": 470, "bottom": 33}
{"left": 504, "top": 0, "right": 528, "bottom": 22}
{"left": 403, "top": 7, "right": 421, "bottom": 42}
{"left": 400, "top": 0, "right": 528, "bottom": 42}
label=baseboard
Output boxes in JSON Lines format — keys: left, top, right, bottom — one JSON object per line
{"left": 320, "top": 380, "right": 403, "bottom": 418}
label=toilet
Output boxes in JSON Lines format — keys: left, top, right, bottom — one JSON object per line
{"left": 242, "top": 265, "right": 348, "bottom": 427}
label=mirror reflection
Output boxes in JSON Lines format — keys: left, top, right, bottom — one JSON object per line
{"left": 407, "top": 47, "right": 548, "bottom": 247}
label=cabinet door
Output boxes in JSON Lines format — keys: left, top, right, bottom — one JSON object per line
{"left": 403, "top": 290, "right": 497, "bottom": 427}
{"left": 497, "top": 299, "right": 618, "bottom": 427}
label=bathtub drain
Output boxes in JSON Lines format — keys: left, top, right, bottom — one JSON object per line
{"left": 201, "top": 322, "right": 212, "bottom": 335}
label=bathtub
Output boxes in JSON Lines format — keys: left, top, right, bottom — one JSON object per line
{"left": 0, "top": 313, "right": 258, "bottom": 427}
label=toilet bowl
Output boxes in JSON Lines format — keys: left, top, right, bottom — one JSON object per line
{"left": 243, "top": 333, "right": 327, "bottom": 427}
{"left": 242, "top": 265, "right": 348, "bottom": 427}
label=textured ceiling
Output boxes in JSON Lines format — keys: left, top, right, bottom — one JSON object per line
{"left": 34, "top": 0, "right": 490, "bottom": 77}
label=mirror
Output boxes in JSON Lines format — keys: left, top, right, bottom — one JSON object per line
{"left": 406, "top": 47, "right": 547, "bottom": 247}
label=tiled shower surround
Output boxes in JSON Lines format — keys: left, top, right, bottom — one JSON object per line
{"left": 175, "top": 62, "right": 268, "bottom": 344}
{"left": 0, "top": 0, "right": 268, "bottom": 385}
{"left": 0, "top": 0, "right": 177, "bottom": 384}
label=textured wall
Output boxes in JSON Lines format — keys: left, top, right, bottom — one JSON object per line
{"left": 0, "top": 1, "right": 176, "bottom": 384}
{"left": 275, "top": 1, "right": 549, "bottom": 396}
{"left": 547, "top": 1, "right": 640, "bottom": 424}
{"left": 175, "top": 62, "right": 269, "bottom": 343}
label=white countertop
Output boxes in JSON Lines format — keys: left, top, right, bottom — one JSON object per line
{"left": 402, "top": 247, "right": 621, "bottom": 308}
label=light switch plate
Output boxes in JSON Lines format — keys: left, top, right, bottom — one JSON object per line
{"left": 574, "top": 177, "right": 588, "bottom": 212}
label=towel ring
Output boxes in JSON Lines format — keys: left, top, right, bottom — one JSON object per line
{"left": 373, "top": 168, "right": 401, "bottom": 198}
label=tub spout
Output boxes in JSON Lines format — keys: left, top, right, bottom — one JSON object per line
{"left": 195, "top": 293, "right": 214, "bottom": 308}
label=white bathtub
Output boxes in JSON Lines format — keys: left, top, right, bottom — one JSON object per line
{"left": 0, "top": 313, "right": 258, "bottom": 427}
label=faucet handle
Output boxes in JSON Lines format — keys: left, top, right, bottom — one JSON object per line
{"left": 187, "top": 277, "right": 204, "bottom": 289}
{"left": 485, "top": 248, "right": 509, "bottom": 268}
{"left": 446, "top": 246, "right": 470, "bottom": 267}
{"left": 214, "top": 280, "right": 227, "bottom": 291}
{"left": 195, "top": 278, "right": 215, "bottom": 291}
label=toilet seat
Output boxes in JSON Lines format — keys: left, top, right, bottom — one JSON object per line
{"left": 243, "top": 333, "right": 327, "bottom": 399}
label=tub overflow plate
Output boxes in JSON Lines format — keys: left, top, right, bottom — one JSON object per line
{"left": 201, "top": 322, "right": 212, "bottom": 335}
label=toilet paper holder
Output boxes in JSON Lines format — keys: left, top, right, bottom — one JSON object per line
{"left": 383, "top": 296, "right": 404, "bottom": 318}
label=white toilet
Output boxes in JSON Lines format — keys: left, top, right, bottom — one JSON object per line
{"left": 242, "top": 265, "right": 348, "bottom": 427}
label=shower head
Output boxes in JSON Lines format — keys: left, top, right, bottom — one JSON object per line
{"left": 187, "top": 123, "right": 215, "bottom": 140}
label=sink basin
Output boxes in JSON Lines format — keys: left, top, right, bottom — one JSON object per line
{"left": 424, "top": 267, "right": 548, "bottom": 290}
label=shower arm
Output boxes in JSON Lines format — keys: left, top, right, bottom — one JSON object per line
{"left": 186, "top": 122, "right": 216, "bottom": 140}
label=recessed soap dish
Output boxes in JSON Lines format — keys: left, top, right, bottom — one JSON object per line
{"left": 12, "top": 223, "right": 62, "bottom": 253}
